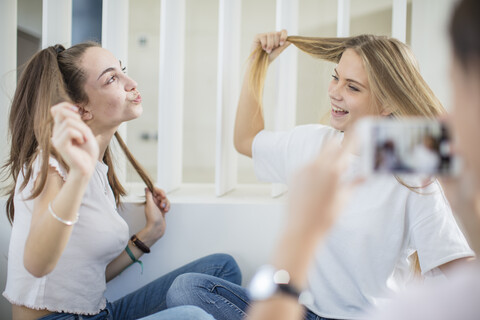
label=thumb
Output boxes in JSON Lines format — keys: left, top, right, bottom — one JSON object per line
{"left": 145, "top": 188, "right": 154, "bottom": 205}
{"left": 269, "top": 41, "right": 291, "bottom": 61}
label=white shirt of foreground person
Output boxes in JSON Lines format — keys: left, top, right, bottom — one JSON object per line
{"left": 252, "top": 124, "right": 474, "bottom": 320}
{"left": 369, "top": 263, "right": 480, "bottom": 320}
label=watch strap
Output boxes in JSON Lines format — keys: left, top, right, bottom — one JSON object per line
{"left": 277, "top": 283, "right": 302, "bottom": 300}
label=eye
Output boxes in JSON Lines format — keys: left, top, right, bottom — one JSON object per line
{"left": 122, "top": 66, "right": 127, "bottom": 74}
{"left": 348, "top": 85, "right": 360, "bottom": 92}
{"left": 106, "top": 74, "right": 117, "bottom": 85}
{"left": 331, "top": 74, "right": 339, "bottom": 81}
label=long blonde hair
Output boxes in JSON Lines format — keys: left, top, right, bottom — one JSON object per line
{"left": 2, "top": 42, "right": 154, "bottom": 224}
{"left": 249, "top": 34, "right": 440, "bottom": 277}
{"left": 249, "top": 34, "right": 445, "bottom": 118}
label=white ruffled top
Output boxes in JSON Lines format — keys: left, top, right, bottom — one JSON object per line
{"left": 3, "top": 156, "right": 129, "bottom": 315}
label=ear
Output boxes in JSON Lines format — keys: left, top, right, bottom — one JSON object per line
{"left": 78, "top": 104, "right": 93, "bottom": 121}
{"left": 380, "top": 108, "right": 392, "bottom": 117}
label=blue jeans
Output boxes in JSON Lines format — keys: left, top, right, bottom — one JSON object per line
{"left": 166, "top": 273, "right": 338, "bottom": 320}
{"left": 38, "top": 253, "right": 241, "bottom": 320}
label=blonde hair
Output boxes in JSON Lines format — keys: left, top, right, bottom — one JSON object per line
{"left": 2, "top": 42, "right": 154, "bottom": 224}
{"left": 249, "top": 34, "right": 440, "bottom": 277}
{"left": 249, "top": 34, "right": 445, "bottom": 118}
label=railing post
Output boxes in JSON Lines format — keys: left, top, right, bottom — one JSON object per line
{"left": 215, "top": 0, "right": 241, "bottom": 196}
{"left": 337, "top": 0, "right": 350, "bottom": 37}
{"left": 392, "top": 0, "right": 407, "bottom": 43}
{"left": 157, "top": 0, "right": 186, "bottom": 192}
{"left": 271, "top": 0, "right": 299, "bottom": 197}
{"left": 102, "top": 0, "right": 129, "bottom": 184}
{"left": 42, "top": 0, "right": 72, "bottom": 48}
{"left": 0, "top": 0, "right": 17, "bottom": 181}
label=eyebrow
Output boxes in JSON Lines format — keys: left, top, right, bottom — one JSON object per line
{"left": 334, "top": 68, "right": 367, "bottom": 89}
{"left": 97, "top": 60, "right": 123, "bottom": 81}
{"left": 97, "top": 67, "right": 116, "bottom": 81}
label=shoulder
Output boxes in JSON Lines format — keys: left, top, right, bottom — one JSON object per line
{"left": 405, "top": 179, "right": 449, "bottom": 211}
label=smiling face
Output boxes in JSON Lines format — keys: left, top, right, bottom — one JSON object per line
{"left": 328, "top": 49, "right": 385, "bottom": 133}
{"left": 80, "top": 47, "right": 142, "bottom": 134}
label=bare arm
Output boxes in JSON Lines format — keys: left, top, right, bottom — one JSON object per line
{"left": 106, "top": 186, "right": 170, "bottom": 281}
{"left": 24, "top": 103, "right": 98, "bottom": 277}
{"left": 234, "top": 30, "right": 290, "bottom": 157}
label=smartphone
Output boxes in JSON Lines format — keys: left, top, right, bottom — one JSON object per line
{"left": 356, "top": 117, "right": 460, "bottom": 176}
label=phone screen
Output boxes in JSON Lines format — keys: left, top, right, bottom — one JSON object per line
{"left": 357, "top": 117, "right": 459, "bottom": 176}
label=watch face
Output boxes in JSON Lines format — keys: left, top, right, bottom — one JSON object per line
{"left": 248, "top": 265, "right": 277, "bottom": 301}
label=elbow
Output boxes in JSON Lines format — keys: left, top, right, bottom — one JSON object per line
{"left": 24, "top": 253, "right": 54, "bottom": 278}
{"left": 234, "top": 136, "right": 252, "bottom": 158}
{"left": 24, "top": 264, "right": 51, "bottom": 279}
{"left": 233, "top": 136, "right": 243, "bottom": 154}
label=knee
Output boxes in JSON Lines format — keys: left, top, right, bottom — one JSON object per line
{"left": 166, "top": 273, "right": 206, "bottom": 308}
{"left": 208, "top": 253, "right": 242, "bottom": 285}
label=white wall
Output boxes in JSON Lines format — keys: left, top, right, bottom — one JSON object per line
{"left": 411, "top": 0, "right": 457, "bottom": 110}
{"left": 0, "top": 189, "right": 287, "bottom": 317}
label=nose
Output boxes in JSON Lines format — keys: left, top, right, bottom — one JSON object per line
{"left": 125, "top": 75, "right": 138, "bottom": 92}
{"left": 328, "top": 80, "right": 342, "bottom": 101}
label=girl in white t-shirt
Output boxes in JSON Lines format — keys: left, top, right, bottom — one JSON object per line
{"left": 2, "top": 43, "right": 241, "bottom": 320}
{"left": 166, "top": 32, "right": 474, "bottom": 320}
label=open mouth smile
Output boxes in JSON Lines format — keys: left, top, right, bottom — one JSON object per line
{"left": 331, "top": 105, "right": 349, "bottom": 115}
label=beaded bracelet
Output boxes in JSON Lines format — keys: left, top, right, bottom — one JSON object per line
{"left": 125, "top": 245, "right": 144, "bottom": 274}
{"left": 48, "top": 202, "right": 79, "bottom": 226}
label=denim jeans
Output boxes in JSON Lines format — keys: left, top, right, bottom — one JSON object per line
{"left": 38, "top": 253, "right": 241, "bottom": 320}
{"left": 166, "top": 273, "right": 338, "bottom": 320}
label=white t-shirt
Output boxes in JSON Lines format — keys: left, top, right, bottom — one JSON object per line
{"left": 369, "top": 263, "right": 480, "bottom": 320}
{"left": 3, "top": 156, "right": 129, "bottom": 315}
{"left": 252, "top": 125, "right": 474, "bottom": 320}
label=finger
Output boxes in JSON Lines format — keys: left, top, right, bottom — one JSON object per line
{"left": 273, "top": 32, "right": 280, "bottom": 48}
{"left": 266, "top": 33, "right": 275, "bottom": 53}
{"left": 53, "top": 125, "right": 86, "bottom": 148}
{"left": 159, "top": 199, "right": 168, "bottom": 211}
{"left": 257, "top": 34, "right": 267, "bottom": 51}
{"left": 279, "top": 29, "right": 288, "bottom": 46}
{"left": 145, "top": 187, "right": 154, "bottom": 206}
{"left": 52, "top": 109, "right": 82, "bottom": 131}
{"left": 153, "top": 187, "right": 167, "bottom": 199}
{"left": 51, "top": 103, "right": 80, "bottom": 120}
{"left": 54, "top": 118, "right": 92, "bottom": 145}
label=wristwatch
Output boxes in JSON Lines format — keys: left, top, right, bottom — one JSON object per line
{"left": 248, "top": 265, "right": 312, "bottom": 303}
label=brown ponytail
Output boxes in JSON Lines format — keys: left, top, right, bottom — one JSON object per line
{"left": 2, "top": 45, "right": 71, "bottom": 223}
{"left": 3, "top": 41, "right": 155, "bottom": 223}
{"left": 103, "top": 132, "right": 155, "bottom": 207}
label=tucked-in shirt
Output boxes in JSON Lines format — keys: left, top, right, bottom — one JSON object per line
{"left": 3, "top": 156, "right": 129, "bottom": 315}
{"left": 252, "top": 124, "right": 474, "bottom": 320}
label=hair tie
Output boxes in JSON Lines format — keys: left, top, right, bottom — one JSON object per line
{"left": 54, "top": 44, "right": 65, "bottom": 55}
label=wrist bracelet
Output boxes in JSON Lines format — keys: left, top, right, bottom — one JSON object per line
{"left": 48, "top": 201, "right": 79, "bottom": 226}
{"left": 130, "top": 234, "right": 150, "bottom": 253}
{"left": 125, "top": 245, "right": 143, "bottom": 274}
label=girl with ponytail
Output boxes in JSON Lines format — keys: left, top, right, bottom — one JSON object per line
{"left": 166, "top": 31, "right": 474, "bottom": 320}
{"left": 2, "top": 43, "right": 240, "bottom": 320}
